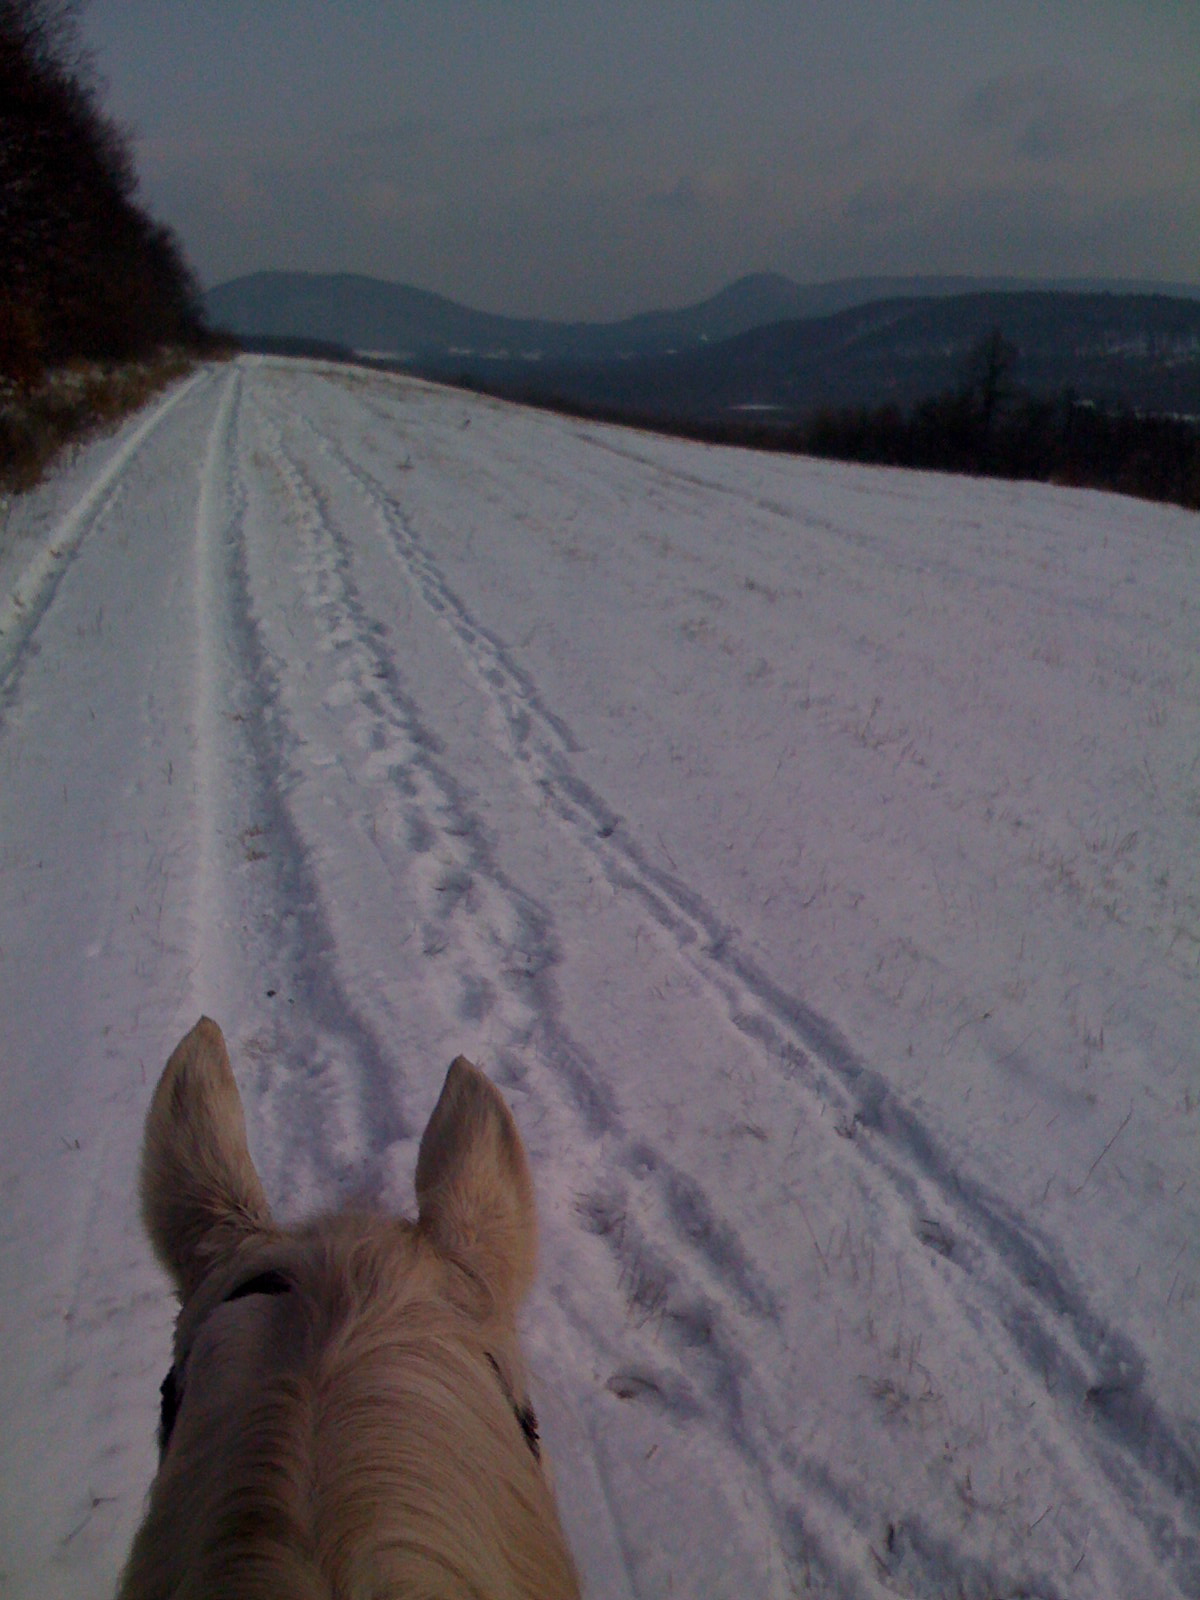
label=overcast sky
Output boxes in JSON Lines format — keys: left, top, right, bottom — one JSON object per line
{"left": 79, "top": 1, "right": 1200, "bottom": 319}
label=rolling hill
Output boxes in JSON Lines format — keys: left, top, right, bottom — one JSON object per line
{"left": 205, "top": 269, "right": 1200, "bottom": 370}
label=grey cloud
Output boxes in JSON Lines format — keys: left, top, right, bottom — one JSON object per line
{"left": 351, "top": 117, "right": 438, "bottom": 152}
{"left": 786, "top": 172, "right": 1199, "bottom": 283}
{"left": 837, "top": 118, "right": 882, "bottom": 159}
{"left": 1015, "top": 108, "right": 1073, "bottom": 163}
{"left": 958, "top": 69, "right": 1087, "bottom": 162}
{"left": 842, "top": 178, "right": 927, "bottom": 227}
{"left": 646, "top": 176, "right": 704, "bottom": 216}
{"left": 474, "top": 109, "right": 629, "bottom": 155}
{"left": 959, "top": 69, "right": 1059, "bottom": 136}
{"left": 958, "top": 70, "right": 1166, "bottom": 165}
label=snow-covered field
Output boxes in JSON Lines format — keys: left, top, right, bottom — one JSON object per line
{"left": 1, "top": 357, "right": 1197, "bottom": 1599}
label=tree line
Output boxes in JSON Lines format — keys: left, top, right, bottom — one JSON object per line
{"left": 797, "top": 330, "right": 1200, "bottom": 511}
{"left": 0, "top": 0, "right": 204, "bottom": 387}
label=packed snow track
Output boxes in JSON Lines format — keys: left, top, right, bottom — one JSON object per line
{"left": 1, "top": 358, "right": 1197, "bottom": 1598}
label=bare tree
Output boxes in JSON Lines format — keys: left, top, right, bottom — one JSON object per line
{"left": 962, "top": 327, "right": 1019, "bottom": 438}
{"left": 1, "top": 0, "right": 201, "bottom": 384}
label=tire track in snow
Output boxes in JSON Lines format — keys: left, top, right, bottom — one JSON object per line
{"left": 190, "top": 366, "right": 239, "bottom": 1009}
{"left": 274, "top": 399, "right": 784, "bottom": 1275}
{"left": 302, "top": 390, "right": 1199, "bottom": 1590}
{"left": 240, "top": 393, "right": 580, "bottom": 1140}
{"left": 246, "top": 384, "right": 620, "bottom": 1130}
{"left": 186, "top": 368, "right": 407, "bottom": 1208}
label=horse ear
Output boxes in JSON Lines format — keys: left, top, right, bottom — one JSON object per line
{"left": 415, "top": 1057, "right": 537, "bottom": 1314}
{"left": 141, "top": 1017, "right": 274, "bottom": 1299}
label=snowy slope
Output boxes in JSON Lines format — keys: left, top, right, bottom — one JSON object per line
{"left": 0, "top": 357, "right": 1197, "bottom": 1599}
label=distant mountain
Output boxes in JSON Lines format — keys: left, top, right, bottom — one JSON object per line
{"left": 207, "top": 273, "right": 555, "bottom": 361}
{"left": 204, "top": 270, "right": 1200, "bottom": 368}
{"left": 459, "top": 291, "right": 1200, "bottom": 423}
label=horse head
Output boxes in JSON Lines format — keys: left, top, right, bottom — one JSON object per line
{"left": 118, "top": 1017, "right": 579, "bottom": 1599}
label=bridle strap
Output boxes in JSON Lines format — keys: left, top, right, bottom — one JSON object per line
{"left": 486, "top": 1352, "right": 541, "bottom": 1462}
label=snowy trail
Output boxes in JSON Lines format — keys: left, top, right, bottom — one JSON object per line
{"left": 0, "top": 372, "right": 206, "bottom": 694}
{"left": 0, "top": 358, "right": 1196, "bottom": 1598}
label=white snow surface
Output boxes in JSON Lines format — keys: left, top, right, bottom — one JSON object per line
{"left": 1, "top": 357, "right": 1198, "bottom": 1598}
